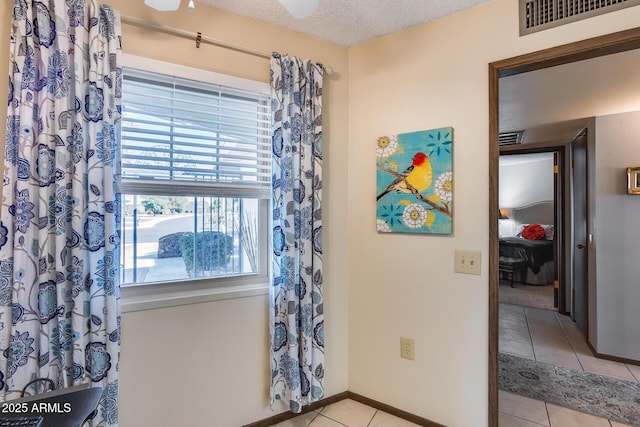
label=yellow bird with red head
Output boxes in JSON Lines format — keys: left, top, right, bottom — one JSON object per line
{"left": 377, "top": 152, "right": 433, "bottom": 201}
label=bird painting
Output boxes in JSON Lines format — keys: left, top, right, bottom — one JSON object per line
{"left": 376, "top": 127, "right": 453, "bottom": 234}
{"left": 376, "top": 152, "right": 433, "bottom": 202}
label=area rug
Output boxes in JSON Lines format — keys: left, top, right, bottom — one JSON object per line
{"left": 498, "top": 353, "right": 640, "bottom": 426}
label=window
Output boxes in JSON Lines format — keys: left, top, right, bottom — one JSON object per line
{"left": 120, "top": 56, "right": 271, "bottom": 303}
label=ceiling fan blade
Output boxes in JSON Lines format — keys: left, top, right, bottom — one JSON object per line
{"left": 144, "top": 0, "right": 181, "bottom": 12}
{"left": 277, "top": 0, "right": 319, "bottom": 19}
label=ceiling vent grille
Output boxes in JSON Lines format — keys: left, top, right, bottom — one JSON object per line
{"left": 520, "top": 0, "right": 640, "bottom": 35}
{"left": 499, "top": 131, "right": 525, "bottom": 146}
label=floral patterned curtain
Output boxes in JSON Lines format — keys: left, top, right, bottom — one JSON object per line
{"left": 0, "top": 1, "right": 121, "bottom": 425}
{"left": 269, "top": 53, "right": 324, "bottom": 413}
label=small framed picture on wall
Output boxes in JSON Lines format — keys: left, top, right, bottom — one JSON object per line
{"left": 627, "top": 167, "right": 640, "bottom": 194}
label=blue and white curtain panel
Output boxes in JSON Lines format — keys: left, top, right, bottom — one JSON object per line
{"left": 269, "top": 53, "right": 324, "bottom": 414}
{"left": 0, "top": 1, "right": 122, "bottom": 425}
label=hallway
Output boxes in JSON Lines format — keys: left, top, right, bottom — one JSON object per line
{"left": 499, "top": 303, "right": 640, "bottom": 426}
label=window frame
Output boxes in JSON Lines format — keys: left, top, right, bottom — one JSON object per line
{"left": 119, "top": 54, "right": 271, "bottom": 312}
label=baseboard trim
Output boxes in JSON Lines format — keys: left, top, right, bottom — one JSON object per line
{"left": 242, "top": 391, "right": 349, "bottom": 427}
{"left": 347, "top": 392, "right": 446, "bottom": 427}
{"left": 587, "top": 341, "right": 640, "bottom": 366}
{"left": 243, "top": 391, "right": 446, "bottom": 427}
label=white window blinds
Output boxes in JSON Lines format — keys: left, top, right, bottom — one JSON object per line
{"left": 121, "top": 68, "right": 271, "bottom": 198}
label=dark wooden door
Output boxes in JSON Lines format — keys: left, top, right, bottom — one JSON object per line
{"left": 553, "top": 152, "right": 560, "bottom": 310}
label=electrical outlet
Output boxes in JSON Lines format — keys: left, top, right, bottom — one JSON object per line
{"left": 454, "top": 249, "right": 482, "bottom": 275}
{"left": 400, "top": 337, "right": 415, "bottom": 361}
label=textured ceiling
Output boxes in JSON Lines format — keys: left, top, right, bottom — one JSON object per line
{"left": 196, "top": 0, "right": 491, "bottom": 46}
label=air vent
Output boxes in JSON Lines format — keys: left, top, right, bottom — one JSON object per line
{"left": 520, "top": 0, "right": 640, "bottom": 35}
{"left": 499, "top": 131, "right": 525, "bottom": 146}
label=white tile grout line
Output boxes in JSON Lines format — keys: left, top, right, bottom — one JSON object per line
{"left": 544, "top": 401, "right": 552, "bottom": 427}
{"left": 524, "top": 306, "right": 539, "bottom": 362}
{"left": 553, "top": 310, "right": 586, "bottom": 372}
{"left": 365, "top": 409, "right": 378, "bottom": 427}
{"left": 314, "top": 412, "right": 350, "bottom": 426}
{"left": 502, "top": 305, "right": 537, "bottom": 359}
{"left": 628, "top": 366, "right": 640, "bottom": 383}
{"left": 622, "top": 363, "right": 639, "bottom": 384}
{"left": 308, "top": 411, "right": 322, "bottom": 426}
{"left": 312, "top": 401, "right": 376, "bottom": 427}
{"left": 499, "top": 410, "right": 549, "bottom": 427}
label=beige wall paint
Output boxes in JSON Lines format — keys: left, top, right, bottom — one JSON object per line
{"left": 0, "top": 2, "right": 349, "bottom": 426}
{"left": 2, "top": 0, "right": 640, "bottom": 425}
{"left": 347, "top": 0, "right": 640, "bottom": 425}
{"left": 500, "top": 48, "right": 640, "bottom": 132}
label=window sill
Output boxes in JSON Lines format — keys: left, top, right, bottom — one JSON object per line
{"left": 121, "top": 281, "right": 269, "bottom": 313}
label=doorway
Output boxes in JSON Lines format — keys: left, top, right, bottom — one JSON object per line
{"left": 498, "top": 149, "right": 561, "bottom": 312}
{"left": 488, "top": 27, "right": 640, "bottom": 427}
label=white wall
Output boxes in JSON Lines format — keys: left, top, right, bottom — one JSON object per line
{"left": 500, "top": 48, "right": 640, "bottom": 132}
{"left": 594, "top": 111, "right": 640, "bottom": 360}
{"left": 498, "top": 154, "right": 554, "bottom": 237}
{"left": 2, "top": 0, "right": 640, "bottom": 426}
{"left": 499, "top": 154, "right": 554, "bottom": 208}
{"left": 347, "top": 0, "right": 640, "bottom": 426}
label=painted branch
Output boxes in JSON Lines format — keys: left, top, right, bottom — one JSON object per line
{"left": 378, "top": 164, "right": 451, "bottom": 217}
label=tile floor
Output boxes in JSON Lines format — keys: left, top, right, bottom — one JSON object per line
{"left": 499, "top": 303, "right": 639, "bottom": 427}
{"left": 276, "top": 303, "right": 640, "bottom": 427}
{"left": 273, "top": 398, "right": 421, "bottom": 427}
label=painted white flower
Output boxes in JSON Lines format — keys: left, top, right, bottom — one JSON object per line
{"left": 376, "top": 135, "right": 398, "bottom": 158}
{"left": 435, "top": 172, "right": 453, "bottom": 202}
{"left": 402, "top": 203, "right": 427, "bottom": 229}
{"left": 376, "top": 219, "right": 391, "bottom": 233}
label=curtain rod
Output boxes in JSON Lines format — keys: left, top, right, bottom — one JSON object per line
{"left": 120, "top": 15, "right": 270, "bottom": 59}
{"left": 120, "top": 15, "right": 334, "bottom": 74}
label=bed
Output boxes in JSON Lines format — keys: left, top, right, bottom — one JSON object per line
{"left": 499, "top": 202, "right": 555, "bottom": 285}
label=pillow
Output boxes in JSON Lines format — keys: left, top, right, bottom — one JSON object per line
{"left": 515, "top": 223, "right": 527, "bottom": 237}
{"left": 541, "top": 224, "right": 554, "bottom": 240}
{"left": 516, "top": 223, "right": 554, "bottom": 240}
{"left": 521, "top": 223, "right": 546, "bottom": 240}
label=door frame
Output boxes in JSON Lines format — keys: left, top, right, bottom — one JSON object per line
{"left": 488, "top": 27, "right": 640, "bottom": 427}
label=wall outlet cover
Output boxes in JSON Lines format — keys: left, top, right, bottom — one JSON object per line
{"left": 400, "top": 337, "right": 415, "bottom": 361}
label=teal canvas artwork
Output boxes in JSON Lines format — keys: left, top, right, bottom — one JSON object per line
{"left": 376, "top": 127, "right": 453, "bottom": 234}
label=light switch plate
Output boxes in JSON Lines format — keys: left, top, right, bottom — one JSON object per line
{"left": 454, "top": 250, "right": 482, "bottom": 275}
